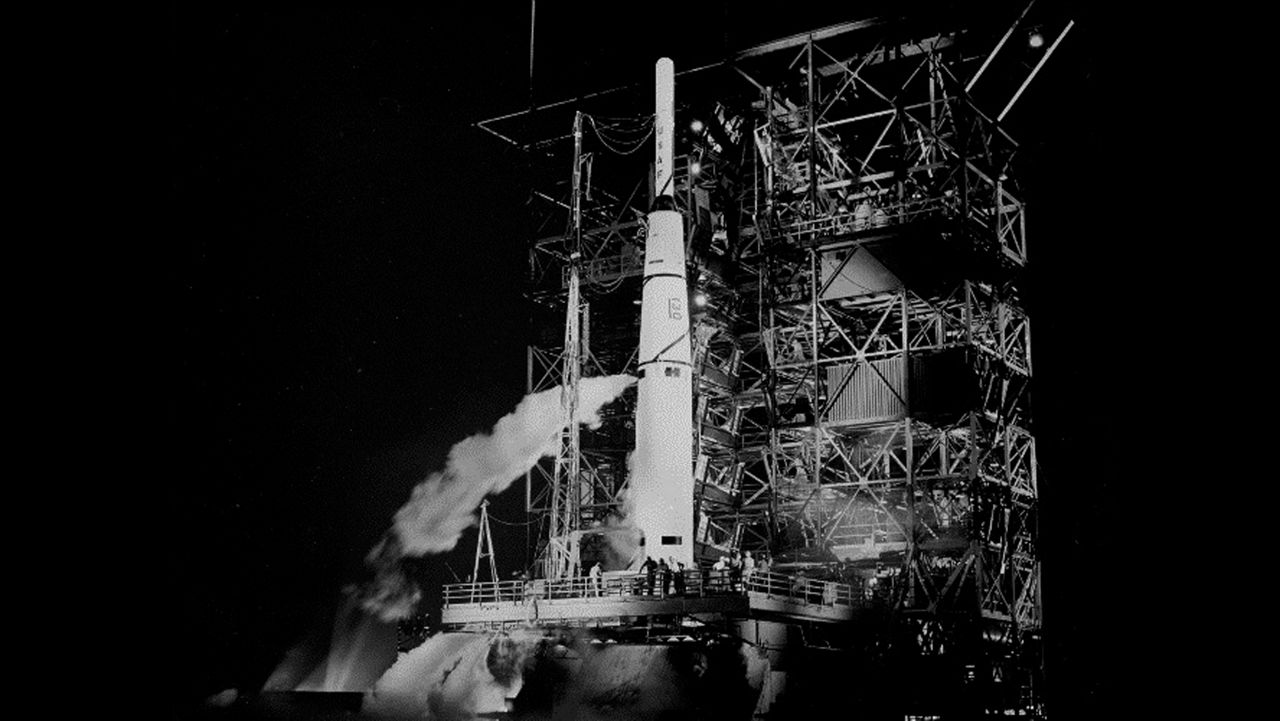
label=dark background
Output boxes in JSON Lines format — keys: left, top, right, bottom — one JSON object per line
{"left": 169, "top": 1, "right": 1142, "bottom": 716}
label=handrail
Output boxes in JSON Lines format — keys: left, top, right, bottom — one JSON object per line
{"left": 442, "top": 568, "right": 858, "bottom": 610}
{"left": 769, "top": 162, "right": 1024, "bottom": 262}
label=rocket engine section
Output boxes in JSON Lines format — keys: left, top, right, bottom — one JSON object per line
{"left": 631, "top": 58, "right": 694, "bottom": 568}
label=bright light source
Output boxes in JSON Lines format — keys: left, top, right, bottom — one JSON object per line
{"left": 1028, "top": 32, "right": 1044, "bottom": 48}
{"left": 693, "top": 292, "right": 708, "bottom": 308}
{"left": 690, "top": 119, "right": 705, "bottom": 133}
{"left": 690, "top": 160, "right": 702, "bottom": 175}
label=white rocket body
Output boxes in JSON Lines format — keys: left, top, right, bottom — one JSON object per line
{"left": 630, "top": 58, "right": 694, "bottom": 568}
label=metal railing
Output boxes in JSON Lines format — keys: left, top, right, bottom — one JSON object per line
{"left": 443, "top": 572, "right": 707, "bottom": 607}
{"left": 559, "top": 249, "right": 644, "bottom": 288}
{"left": 743, "top": 570, "right": 856, "bottom": 607}
{"left": 768, "top": 165, "right": 1025, "bottom": 264}
{"left": 442, "top": 568, "right": 857, "bottom": 610}
{"left": 442, "top": 580, "right": 528, "bottom": 605}
{"left": 775, "top": 195, "right": 952, "bottom": 247}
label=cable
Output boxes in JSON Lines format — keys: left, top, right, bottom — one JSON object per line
{"left": 593, "top": 129, "right": 651, "bottom": 149}
{"left": 588, "top": 114, "right": 652, "bottom": 137}
{"left": 593, "top": 117, "right": 652, "bottom": 133}
{"left": 591, "top": 130, "right": 651, "bottom": 155}
{"left": 587, "top": 115, "right": 654, "bottom": 156}
{"left": 594, "top": 126, "right": 651, "bottom": 142}
{"left": 590, "top": 112, "right": 653, "bottom": 121}
{"left": 488, "top": 511, "right": 540, "bottom": 527}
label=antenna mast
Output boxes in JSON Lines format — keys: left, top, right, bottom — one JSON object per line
{"left": 469, "top": 500, "right": 499, "bottom": 602}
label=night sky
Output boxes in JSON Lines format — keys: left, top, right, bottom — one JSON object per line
{"left": 169, "top": 2, "right": 1137, "bottom": 716}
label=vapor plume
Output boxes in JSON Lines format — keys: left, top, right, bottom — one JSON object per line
{"left": 603, "top": 453, "right": 644, "bottom": 570}
{"left": 359, "top": 374, "right": 636, "bottom": 620}
{"left": 364, "top": 631, "right": 538, "bottom": 720}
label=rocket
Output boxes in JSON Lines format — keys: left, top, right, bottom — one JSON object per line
{"left": 630, "top": 58, "right": 694, "bottom": 568}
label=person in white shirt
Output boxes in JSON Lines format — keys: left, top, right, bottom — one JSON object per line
{"left": 588, "top": 562, "right": 602, "bottom": 597}
{"left": 711, "top": 556, "right": 729, "bottom": 592}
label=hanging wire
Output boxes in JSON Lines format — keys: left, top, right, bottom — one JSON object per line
{"left": 488, "top": 511, "right": 541, "bottom": 527}
{"left": 586, "top": 114, "right": 655, "bottom": 156}
{"left": 590, "top": 112, "right": 653, "bottom": 121}
{"left": 594, "top": 132, "right": 650, "bottom": 150}
{"left": 587, "top": 113, "right": 652, "bottom": 140}
{"left": 591, "top": 121, "right": 652, "bottom": 142}
{"left": 595, "top": 275, "right": 629, "bottom": 293}
{"left": 592, "top": 124, "right": 652, "bottom": 140}
{"left": 589, "top": 112, "right": 655, "bottom": 127}
{"left": 591, "top": 131, "right": 652, "bottom": 155}
{"left": 592, "top": 115, "right": 652, "bottom": 129}
{"left": 590, "top": 131, "right": 651, "bottom": 155}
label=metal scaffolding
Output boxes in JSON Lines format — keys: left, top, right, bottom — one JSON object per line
{"left": 489, "top": 3, "right": 1072, "bottom": 716}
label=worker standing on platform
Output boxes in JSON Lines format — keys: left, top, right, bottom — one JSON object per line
{"left": 854, "top": 195, "right": 873, "bottom": 230}
{"left": 792, "top": 571, "right": 808, "bottom": 600}
{"left": 730, "top": 551, "right": 743, "bottom": 592}
{"left": 658, "top": 558, "right": 671, "bottom": 597}
{"left": 742, "top": 551, "right": 756, "bottom": 589}
{"left": 674, "top": 562, "right": 687, "bottom": 596}
{"left": 588, "top": 562, "right": 602, "bottom": 597}
{"left": 643, "top": 556, "right": 658, "bottom": 596}
{"left": 712, "top": 556, "right": 728, "bottom": 592}
{"left": 835, "top": 196, "right": 853, "bottom": 233}
{"left": 871, "top": 196, "right": 889, "bottom": 228}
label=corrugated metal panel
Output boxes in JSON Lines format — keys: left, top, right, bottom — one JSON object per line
{"left": 824, "top": 357, "right": 905, "bottom": 423}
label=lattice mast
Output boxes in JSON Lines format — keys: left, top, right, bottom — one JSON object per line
{"left": 543, "top": 112, "right": 587, "bottom": 581}
{"left": 468, "top": 500, "right": 499, "bottom": 602}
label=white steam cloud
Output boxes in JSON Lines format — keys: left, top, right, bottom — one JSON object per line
{"left": 600, "top": 453, "right": 644, "bottom": 570}
{"left": 364, "top": 631, "right": 537, "bottom": 720}
{"left": 358, "top": 374, "right": 636, "bottom": 620}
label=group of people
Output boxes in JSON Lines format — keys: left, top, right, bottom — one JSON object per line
{"left": 581, "top": 550, "right": 775, "bottom": 599}
{"left": 583, "top": 557, "right": 690, "bottom": 598}
{"left": 708, "top": 550, "right": 768, "bottom": 592}
{"left": 635, "top": 557, "right": 687, "bottom": 597}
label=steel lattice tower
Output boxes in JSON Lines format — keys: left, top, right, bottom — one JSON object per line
{"left": 480, "top": 4, "right": 1075, "bottom": 716}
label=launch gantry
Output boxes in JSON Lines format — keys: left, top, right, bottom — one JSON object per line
{"left": 469, "top": 3, "right": 1075, "bottom": 717}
